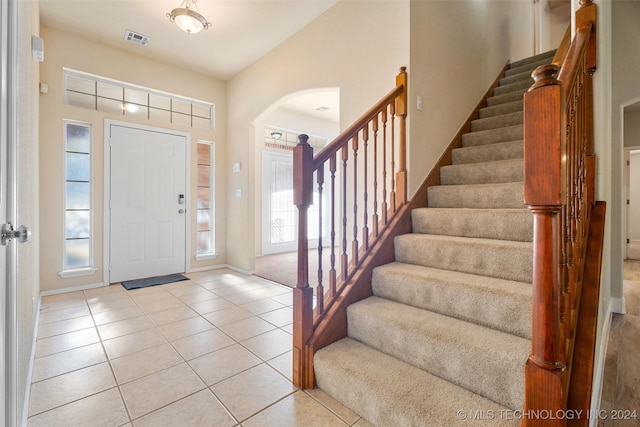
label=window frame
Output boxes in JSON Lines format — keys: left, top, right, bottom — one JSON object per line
{"left": 195, "top": 140, "right": 216, "bottom": 260}
{"left": 59, "top": 120, "right": 97, "bottom": 278}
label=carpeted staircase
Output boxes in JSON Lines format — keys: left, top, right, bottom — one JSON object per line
{"left": 313, "top": 50, "right": 557, "bottom": 426}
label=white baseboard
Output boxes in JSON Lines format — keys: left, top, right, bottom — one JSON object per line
{"left": 39, "top": 281, "right": 107, "bottom": 297}
{"left": 187, "top": 264, "right": 228, "bottom": 273}
{"left": 610, "top": 296, "right": 626, "bottom": 314}
{"left": 589, "top": 298, "right": 615, "bottom": 427}
{"left": 20, "top": 296, "right": 41, "bottom": 427}
{"left": 225, "top": 264, "right": 254, "bottom": 276}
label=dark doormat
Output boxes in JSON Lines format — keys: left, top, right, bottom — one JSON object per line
{"left": 121, "top": 273, "right": 189, "bottom": 290}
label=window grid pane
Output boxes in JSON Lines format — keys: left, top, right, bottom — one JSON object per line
{"left": 64, "top": 121, "right": 92, "bottom": 270}
{"left": 64, "top": 70, "right": 214, "bottom": 130}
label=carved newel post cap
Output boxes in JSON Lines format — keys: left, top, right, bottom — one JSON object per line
{"left": 297, "top": 134, "right": 310, "bottom": 146}
{"left": 529, "top": 64, "right": 561, "bottom": 91}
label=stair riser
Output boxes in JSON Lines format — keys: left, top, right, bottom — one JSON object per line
{"left": 471, "top": 112, "right": 523, "bottom": 132}
{"left": 428, "top": 182, "right": 525, "bottom": 209}
{"left": 394, "top": 234, "right": 533, "bottom": 283}
{"left": 372, "top": 263, "right": 533, "bottom": 339}
{"left": 452, "top": 140, "right": 523, "bottom": 165}
{"left": 347, "top": 298, "right": 529, "bottom": 410}
{"left": 411, "top": 208, "right": 532, "bottom": 241}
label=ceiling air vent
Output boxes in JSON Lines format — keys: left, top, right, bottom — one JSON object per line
{"left": 123, "top": 30, "right": 150, "bottom": 47}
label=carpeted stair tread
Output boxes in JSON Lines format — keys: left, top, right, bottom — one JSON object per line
{"left": 505, "top": 56, "right": 556, "bottom": 77}
{"left": 479, "top": 100, "right": 523, "bottom": 118}
{"left": 452, "top": 140, "right": 523, "bottom": 164}
{"left": 394, "top": 234, "right": 533, "bottom": 283}
{"left": 372, "top": 262, "right": 532, "bottom": 338}
{"left": 499, "top": 69, "right": 535, "bottom": 86}
{"left": 411, "top": 207, "right": 532, "bottom": 241}
{"left": 428, "top": 181, "right": 525, "bottom": 209}
{"left": 509, "top": 50, "right": 556, "bottom": 69}
{"left": 314, "top": 338, "right": 519, "bottom": 427}
{"left": 461, "top": 124, "right": 523, "bottom": 147}
{"left": 492, "top": 78, "right": 535, "bottom": 96}
{"left": 313, "top": 50, "right": 556, "bottom": 422}
{"left": 471, "top": 111, "right": 523, "bottom": 132}
{"left": 486, "top": 89, "right": 529, "bottom": 107}
{"left": 347, "top": 296, "right": 529, "bottom": 409}
{"left": 440, "top": 158, "right": 522, "bottom": 185}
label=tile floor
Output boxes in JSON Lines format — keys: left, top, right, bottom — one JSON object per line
{"left": 27, "top": 269, "right": 372, "bottom": 426}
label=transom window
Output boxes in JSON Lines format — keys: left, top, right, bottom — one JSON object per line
{"left": 63, "top": 68, "right": 214, "bottom": 130}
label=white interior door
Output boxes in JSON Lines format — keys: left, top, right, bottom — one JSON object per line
{"left": 109, "top": 124, "right": 187, "bottom": 283}
{"left": 1, "top": 1, "right": 17, "bottom": 424}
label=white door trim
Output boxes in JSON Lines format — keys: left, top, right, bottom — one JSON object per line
{"left": 103, "top": 120, "right": 191, "bottom": 285}
{"left": 1, "top": 0, "right": 18, "bottom": 424}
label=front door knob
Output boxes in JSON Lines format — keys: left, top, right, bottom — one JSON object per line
{"left": 1, "top": 223, "right": 31, "bottom": 246}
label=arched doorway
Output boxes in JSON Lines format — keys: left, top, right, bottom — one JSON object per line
{"left": 252, "top": 89, "right": 339, "bottom": 286}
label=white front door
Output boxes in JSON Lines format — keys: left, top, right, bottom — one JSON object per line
{"left": 108, "top": 124, "right": 187, "bottom": 283}
{"left": 262, "top": 151, "right": 296, "bottom": 255}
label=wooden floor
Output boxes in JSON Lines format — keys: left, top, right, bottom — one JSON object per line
{"left": 599, "top": 259, "right": 640, "bottom": 426}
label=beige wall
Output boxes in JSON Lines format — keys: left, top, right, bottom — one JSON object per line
{"left": 39, "top": 27, "right": 227, "bottom": 292}
{"left": 226, "top": 0, "right": 410, "bottom": 272}
{"left": 408, "top": 0, "right": 530, "bottom": 198}
{"left": 17, "top": 0, "right": 40, "bottom": 422}
{"left": 608, "top": 0, "right": 640, "bottom": 303}
{"left": 624, "top": 109, "right": 640, "bottom": 147}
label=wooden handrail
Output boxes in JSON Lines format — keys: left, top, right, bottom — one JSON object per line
{"left": 293, "top": 67, "right": 408, "bottom": 388}
{"left": 522, "top": 0, "right": 599, "bottom": 425}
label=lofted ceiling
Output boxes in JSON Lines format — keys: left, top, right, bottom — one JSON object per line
{"left": 39, "top": 0, "right": 341, "bottom": 123}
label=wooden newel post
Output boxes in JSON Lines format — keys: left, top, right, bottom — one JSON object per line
{"left": 293, "top": 134, "right": 315, "bottom": 389}
{"left": 395, "top": 66, "right": 408, "bottom": 206}
{"left": 523, "top": 65, "right": 567, "bottom": 425}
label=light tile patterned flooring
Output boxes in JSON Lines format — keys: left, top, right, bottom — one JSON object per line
{"left": 27, "top": 269, "right": 372, "bottom": 426}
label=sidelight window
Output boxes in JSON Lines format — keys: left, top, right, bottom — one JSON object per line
{"left": 196, "top": 141, "right": 215, "bottom": 259}
{"left": 60, "top": 121, "right": 96, "bottom": 277}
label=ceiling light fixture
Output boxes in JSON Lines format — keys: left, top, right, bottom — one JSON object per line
{"left": 271, "top": 131, "right": 283, "bottom": 140}
{"left": 167, "top": 0, "right": 211, "bottom": 35}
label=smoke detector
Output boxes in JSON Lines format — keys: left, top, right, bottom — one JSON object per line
{"left": 123, "top": 30, "right": 150, "bottom": 47}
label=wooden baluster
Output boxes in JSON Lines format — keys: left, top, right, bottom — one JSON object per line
{"left": 389, "top": 101, "right": 396, "bottom": 213}
{"left": 372, "top": 115, "right": 379, "bottom": 238}
{"left": 362, "top": 127, "right": 370, "bottom": 251}
{"left": 293, "top": 134, "right": 315, "bottom": 389}
{"left": 395, "top": 66, "right": 408, "bottom": 206}
{"left": 381, "top": 108, "right": 388, "bottom": 224}
{"left": 329, "top": 154, "right": 337, "bottom": 297}
{"left": 316, "top": 167, "right": 325, "bottom": 315}
{"left": 352, "top": 135, "right": 359, "bottom": 266}
{"left": 341, "top": 146, "right": 349, "bottom": 280}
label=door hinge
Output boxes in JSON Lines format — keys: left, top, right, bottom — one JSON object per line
{"left": 628, "top": 160, "right": 630, "bottom": 166}
{"left": 628, "top": 199, "right": 631, "bottom": 205}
